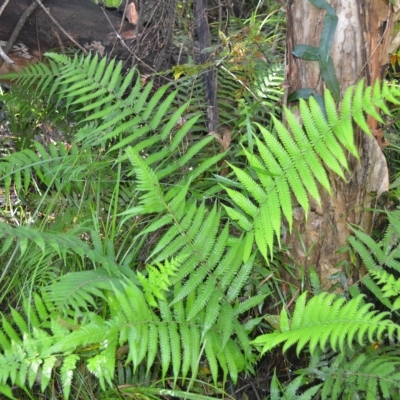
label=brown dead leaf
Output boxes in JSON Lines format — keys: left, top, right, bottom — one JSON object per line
{"left": 127, "top": 2, "right": 138, "bottom": 25}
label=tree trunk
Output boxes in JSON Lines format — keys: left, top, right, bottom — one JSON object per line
{"left": 284, "top": 0, "right": 398, "bottom": 289}
{"left": 194, "top": 0, "right": 219, "bottom": 133}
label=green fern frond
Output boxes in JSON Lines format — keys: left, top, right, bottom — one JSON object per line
{"left": 0, "top": 239, "right": 263, "bottom": 394}
{"left": 60, "top": 354, "right": 80, "bottom": 399}
{"left": 369, "top": 269, "right": 400, "bottom": 311}
{"left": 43, "top": 269, "right": 125, "bottom": 312}
{"left": 269, "top": 369, "right": 321, "bottom": 400}
{"left": 0, "top": 139, "right": 95, "bottom": 197}
{"left": 0, "top": 223, "right": 119, "bottom": 274}
{"left": 5, "top": 53, "right": 207, "bottom": 177}
{"left": 308, "top": 266, "right": 322, "bottom": 295}
{"left": 2, "top": 60, "right": 56, "bottom": 94}
{"left": 297, "top": 346, "right": 400, "bottom": 400}
{"left": 348, "top": 211, "right": 400, "bottom": 311}
{"left": 225, "top": 80, "right": 400, "bottom": 261}
{"left": 252, "top": 291, "right": 400, "bottom": 356}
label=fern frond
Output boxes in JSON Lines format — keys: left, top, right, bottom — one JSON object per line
{"left": 369, "top": 269, "right": 400, "bottom": 311}
{"left": 225, "top": 80, "right": 400, "bottom": 260}
{"left": 252, "top": 291, "right": 400, "bottom": 356}
{"left": 348, "top": 212, "right": 400, "bottom": 312}
{"left": 269, "top": 369, "right": 321, "bottom": 400}
{"left": 298, "top": 347, "right": 400, "bottom": 400}
{"left": 0, "top": 223, "right": 119, "bottom": 273}
{"left": 60, "top": 354, "right": 80, "bottom": 399}
{"left": 44, "top": 269, "right": 125, "bottom": 312}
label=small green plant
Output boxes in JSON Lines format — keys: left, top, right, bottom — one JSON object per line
{"left": 91, "top": 0, "right": 123, "bottom": 8}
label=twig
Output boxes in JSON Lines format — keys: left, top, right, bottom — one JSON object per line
{"left": 100, "top": 6, "right": 160, "bottom": 75}
{"left": 104, "top": 3, "right": 125, "bottom": 61}
{"left": 0, "top": 0, "right": 39, "bottom": 68}
{"left": 51, "top": 26, "right": 65, "bottom": 54}
{"left": 0, "top": 46, "right": 14, "bottom": 66}
{"left": 0, "top": 0, "right": 10, "bottom": 18}
{"left": 285, "top": 288, "right": 299, "bottom": 310}
{"left": 34, "top": 0, "right": 87, "bottom": 54}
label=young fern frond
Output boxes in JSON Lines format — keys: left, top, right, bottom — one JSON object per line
{"left": 224, "top": 80, "right": 400, "bottom": 261}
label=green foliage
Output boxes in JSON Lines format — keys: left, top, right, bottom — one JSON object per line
{"left": 269, "top": 370, "right": 321, "bottom": 400}
{"left": 348, "top": 210, "right": 400, "bottom": 312}
{"left": 92, "top": 0, "right": 122, "bottom": 7}
{"left": 255, "top": 290, "right": 400, "bottom": 399}
{"left": 0, "top": 255, "right": 261, "bottom": 397}
{"left": 0, "top": 52, "right": 266, "bottom": 398}
{"left": 224, "top": 79, "right": 400, "bottom": 261}
{"left": 172, "top": 7, "right": 285, "bottom": 134}
{"left": 253, "top": 291, "right": 400, "bottom": 356}
{"left": 172, "top": 60, "right": 284, "bottom": 133}
{"left": 0, "top": 140, "right": 87, "bottom": 194}
{"left": 300, "top": 347, "right": 400, "bottom": 400}
{"left": 257, "top": 211, "right": 400, "bottom": 399}
{"left": 2, "top": 47, "right": 400, "bottom": 399}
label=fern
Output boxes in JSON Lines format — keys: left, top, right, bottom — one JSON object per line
{"left": 252, "top": 291, "right": 400, "bottom": 356}
{"left": 348, "top": 209, "right": 400, "bottom": 311}
{"left": 0, "top": 141, "right": 90, "bottom": 194}
{"left": 36, "top": 52, "right": 190, "bottom": 156}
{"left": 0, "top": 151, "right": 266, "bottom": 397}
{"left": 255, "top": 291, "right": 400, "bottom": 399}
{"left": 0, "top": 51, "right": 267, "bottom": 397}
{"left": 4, "top": 50, "right": 400, "bottom": 399}
{"left": 0, "top": 256, "right": 264, "bottom": 397}
{"left": 269, "top": 370, "right": 322, "bottom": 400}
{"left": 294, "top": 346, "right": 400, "bottom": 400}
{"left": 0, "top": 223, "right": 120, "bottom": 272}
{"left": 262, "top": 211, "right": 400, "bottom": 399}
{"left": 224, "top": 79, "right": 400, "bottom": 261}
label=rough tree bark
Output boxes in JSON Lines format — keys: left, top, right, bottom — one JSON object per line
{"left": 194, "top": 0, "right": 219, "bottom": 133}
{"left": 284, "top": 0, "right": 400, "bottom": 288}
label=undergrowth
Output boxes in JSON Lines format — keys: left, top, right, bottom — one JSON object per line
{"left": 0, "top": 46, "right": 399, "bottom": 400}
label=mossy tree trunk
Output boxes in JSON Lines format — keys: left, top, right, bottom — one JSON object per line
{"left": 284, "top": 0, "right": 399, "bottom": 289}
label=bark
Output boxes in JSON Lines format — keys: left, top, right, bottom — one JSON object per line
{"left": 284, "top": 0, "right": 399, "bottom": 288}
{"left": 194, "top": 0, "right": 219, "bottom": 133}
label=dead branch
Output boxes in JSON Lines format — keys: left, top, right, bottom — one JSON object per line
{"left": 0, "top": 0, "right": 39, "bottom": 68}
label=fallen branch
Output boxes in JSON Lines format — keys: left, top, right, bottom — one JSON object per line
{"left": 0, "top": 0, "right": 10, "bottom": 18}
{"left": 0, "top": 0, "right": 39, "bottom": 68}
{"left": 0, "top": 46, "right": 14, "bottom": 66}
